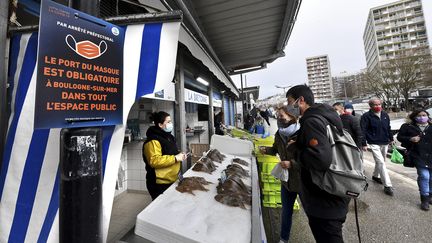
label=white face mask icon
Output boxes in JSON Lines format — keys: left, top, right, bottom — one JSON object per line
{"left": 65, "top": 34, "right": 107, "bottom": 59}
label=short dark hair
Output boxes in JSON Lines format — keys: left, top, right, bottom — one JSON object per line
{"left": 408, "top": 109, "right": 430, "bottom": 123}
{"left": 150, "top": 111, "right": 170, "bottom": 126}
{"left": 286, "top": 85, "right": 314, "bottom": 105}
{"left": 333, "top": 102, "right": 343, "bottom": 107}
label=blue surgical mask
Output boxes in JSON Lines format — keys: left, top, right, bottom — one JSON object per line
{"left": 162, "top": 123, "right": 173, "bottom": 133}
{"left": 279, "top": 123, "right": 300, "bottom": 138}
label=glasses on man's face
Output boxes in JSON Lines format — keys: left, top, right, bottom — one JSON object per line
{"left": 287, "top": 98, "right": 299, "bottom": 106}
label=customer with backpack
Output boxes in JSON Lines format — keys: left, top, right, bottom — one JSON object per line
{"left": 286, "top": 85, "right": 350, "bottom": 243}
{"left": 360, "top": 98, "right": 394, "bottom": 196}
{"left": 397, "top": 109, "right": 432, "bottom": 211}
{"left": 260, "top": 106, "right": 301, "bottom": 243}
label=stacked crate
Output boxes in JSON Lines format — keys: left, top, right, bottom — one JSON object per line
{"left": 253, "top": 136, "right": 282, "bottom": 208}
{"left": 229, "top": 129, "right": 300, "bottom": 209}
{"left": 229, "top": 128, "right": 252, "bottom": 139}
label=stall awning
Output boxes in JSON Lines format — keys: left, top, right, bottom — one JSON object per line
{"left": 187, "top": 0, "right": 301, "bottom": 74}
{"left": 0, "top": 21, "right": 180, "bottom": 243}
{"left": 179, "top": 27, "right": 239, "bottom": 96}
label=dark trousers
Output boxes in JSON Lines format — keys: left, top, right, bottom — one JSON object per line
{"left": 147, "top": 183, "right": 172, "bottom": 200}
{"left": 307, "top": 215, "right": 346, "bottom": 243}
{"left": 280, "top": 187, "right": 298, "bottom": 241}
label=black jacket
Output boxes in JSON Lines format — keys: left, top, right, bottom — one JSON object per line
{"left": 266, "top": 131, "right": 301, "bottom": 192}
{"left": 397, "top": 122, "right": 432, "bottom": 168}
{"left": 340, "top": 114, "right": 364, "bottom": 147}
{"left": 260, "top": 111, "right": 270, "bottom": 126}
{"left": 297, "top": 104, "right": 350, "bottom": 219}
{"left": 360, "top": 110, "right": 393, "bottom": 145}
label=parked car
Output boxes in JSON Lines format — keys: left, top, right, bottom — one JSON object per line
{"left": 390, "top": 117, "right": 407, "bottom": 135}
{"left": 354, "top": 109, "right": 368, "bottom": 117}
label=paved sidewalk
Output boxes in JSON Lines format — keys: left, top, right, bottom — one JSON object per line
{"left": 286, "top": 151, "right": 429, "bottom": 243}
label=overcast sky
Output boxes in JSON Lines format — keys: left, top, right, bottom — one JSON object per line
{"left": 230, "top": 0, "right": 432, "bottom": 99}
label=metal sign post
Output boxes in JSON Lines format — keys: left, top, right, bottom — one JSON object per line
{"left": 60, "top": 128, "right": 102, "bottom": 243}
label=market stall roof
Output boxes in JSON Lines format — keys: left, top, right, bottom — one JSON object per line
{"left": 185, "top": 0, "right": 301, "bottom": 75}
{"left": 12, "top": 0, "right": 302, "bottom": 97}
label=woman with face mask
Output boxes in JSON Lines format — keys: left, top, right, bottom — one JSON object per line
{"left": 397, "top": 109, "right": 432, "bottom": 211}
{"left": 260, "top": 106, "right": 301, "bottom": 243}
{"left": 142, "top": 111, "right": 186, "bottom": 200}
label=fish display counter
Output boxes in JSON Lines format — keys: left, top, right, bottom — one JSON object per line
{"left": 135, "top": 135, "right": 265, "bottom": 243}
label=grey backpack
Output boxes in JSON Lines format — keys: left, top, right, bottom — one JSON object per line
{"left": 310, "top": 115, "right": 368, "bottom": 199}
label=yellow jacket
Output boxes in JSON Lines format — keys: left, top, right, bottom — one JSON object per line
{"left": 143, "top": 140, "right": 180, "bottom": 184}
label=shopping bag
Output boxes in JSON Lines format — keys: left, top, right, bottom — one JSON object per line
{"left": 271, "top": 163, "right": 289, "bottom": 182}
{"left": 390, "top": 146, "right": 404, "bottom": 164}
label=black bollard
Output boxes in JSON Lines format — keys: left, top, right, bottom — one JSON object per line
{"left": 60, "top": 128, "right": 102, "bottom": 243}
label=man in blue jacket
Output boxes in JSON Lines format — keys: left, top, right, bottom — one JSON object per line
{"left": 360, "top": 98, "right": 394, "bottom": 196}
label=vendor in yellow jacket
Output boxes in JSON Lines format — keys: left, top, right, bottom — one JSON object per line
{"left": 143, "top": 111, "right": 186, "bottom": 200}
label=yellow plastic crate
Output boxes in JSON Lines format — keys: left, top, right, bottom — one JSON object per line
{"left": 261, "top": 162, "right": 279, "bottom": 173}
{"left": 253, "top": 136, "right": 275, "bottom": 147}
{"left": 263, "top": 202, "right": 282, "bottom": 208}
{"left": 262, "top": 191, "right": 277, "bottom": 204}
{"left": 294, "top": 198, "right": 301, "bottom": 211}
{"left": 260, "top": 172, "right": 279, "bottom": 183}
{"left": 275, "top": 193, "right": 282, "bottom": 204}
{"left": 256, "top": 155, "right": 279, "bottom": 164}
{"left": 262, "top": 181, "right": 281, "bottom": 192}
{"left": 230, "top": 128, "right": 252, "bottom": 139}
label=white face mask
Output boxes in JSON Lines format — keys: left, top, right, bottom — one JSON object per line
{"left": 162, "top": 123, "right": 173, "bottom": 133}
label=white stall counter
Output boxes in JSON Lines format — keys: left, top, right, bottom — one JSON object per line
{"left": 135, "top": 152, "right": 253, "bottom": 243}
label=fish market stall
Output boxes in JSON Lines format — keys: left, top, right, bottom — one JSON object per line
{"left": 135, "top": 135, "right": 265, "bottom": 243}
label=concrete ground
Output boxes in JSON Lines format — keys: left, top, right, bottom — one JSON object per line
{"left": 263, "top": 150, "right": 429, "bottom": 243}
{"left": 114, "top": 118, "right": 428, "bottom": 243}
{"left": 264, "top": 117, "right": 429, "bottom": 243}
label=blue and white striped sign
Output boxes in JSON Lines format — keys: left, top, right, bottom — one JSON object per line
{"left": 0, "top": 21, "right": 180, "bottom": 243}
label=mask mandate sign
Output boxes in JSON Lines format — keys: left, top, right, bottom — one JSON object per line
{"left": 35, "top": 0, "right": 124, "bottom": 129}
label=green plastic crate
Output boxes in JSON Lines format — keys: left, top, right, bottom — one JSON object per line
{"left": 230, "top": 128, "right": 252, "bottom": 139}
{"left": 275, "top": 193, "right": 282, "bottom": 204}
{"left": 261, "top": 162, "right": 279, "bottom": 173}
{"left": 262, "top": 196, "right": 301, "bottom": 210}
{"left": 262, "top": 181, "right": 281, "bottom": 192}
{"left": 262, "top": 192, "right": 277, "bottom": 204}
{"left": 256, "top": 155, "right": 279, "bottom": 164}
{"left": 260, "top": 172, "right": 279, "bottom": 183}
{"left": 253, "top": 136, "right": 275, "bottom": 147}
{"left": 263, "top": 202, "right": 282, "bottom": 208}
{"left": 293, "top": 198, "right": 301, "bottom": 210}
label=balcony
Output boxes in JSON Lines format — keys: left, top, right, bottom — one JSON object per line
{"left": 406, "top": 2, "right": 421, "bottom": 9}
{"left": 408, "top": 16, "right": 424, "bottom": 24}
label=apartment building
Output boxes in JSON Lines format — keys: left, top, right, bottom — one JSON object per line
{"left": 332, "top": 71, "right": 367, "bottom": 100}
{"left": 363, "top": 0, "right": 430, "bottom": 71}
{"left": 306, "top": 55, "right": 333, "bottom": 102}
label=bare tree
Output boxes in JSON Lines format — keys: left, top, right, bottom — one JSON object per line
{"left": 363, "top": 69, "right": 398, "bottom": 109}
{"left": 423, "top": 68, "right": 432, "bottom": 87}
{"left": 389, "top": 53, "right": 430, "bottom": 110}
{"left": 364, "top": 52, "right": 431, "bottom": 111}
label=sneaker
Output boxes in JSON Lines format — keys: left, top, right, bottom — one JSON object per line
{"left": 372, "top": 176, "right": 382, "bottom": 184}
{"left": 384, "top": 186, "right": 394, "bottom": 196}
